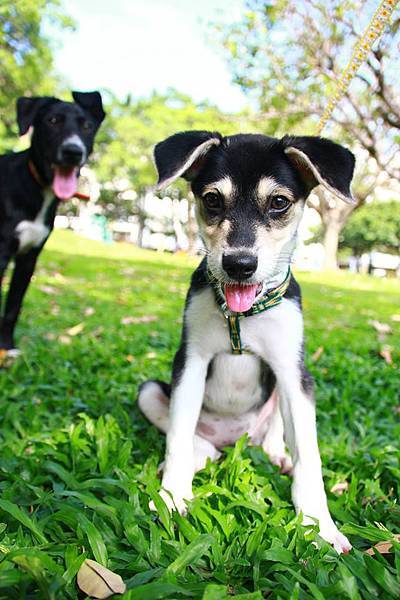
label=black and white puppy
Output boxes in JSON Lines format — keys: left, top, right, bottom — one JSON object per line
{"left": 0, "top": 91, "right": 105, "bottom": 352}
{"left": 138, "top": 131, "right": 355, "bottom": 553}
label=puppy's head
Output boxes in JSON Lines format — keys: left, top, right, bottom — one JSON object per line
{"left": 16, "top": 91, "right": 105, "bottom": 200}
{"left": 154, "top": 131, "right": 355, "bottom": 312}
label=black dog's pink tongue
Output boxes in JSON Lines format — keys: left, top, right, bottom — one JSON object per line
{"left": 52, "top": 166, "right": 79, "bottom": 200}
{"left": 225, "top": 283, "right": 258, "bottom": 312}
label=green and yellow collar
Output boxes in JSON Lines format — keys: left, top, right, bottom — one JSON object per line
{"left": 209, "top": 267, "right": 292, "bottom": 354}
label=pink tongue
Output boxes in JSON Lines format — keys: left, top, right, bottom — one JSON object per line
{"left": 52, "top": 166, "right": 79, "bottom": 200}
{"left": 225, "top": 284, "right": 258, "bottom": 312}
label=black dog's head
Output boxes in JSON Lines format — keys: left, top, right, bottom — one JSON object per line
{"left": 154, "top": 131, "right": 355, "bottom": 312}
{"left": 16, "top": 91, "right": 105, "bottom": 200}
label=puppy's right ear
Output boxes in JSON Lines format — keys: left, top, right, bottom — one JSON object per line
{"left": 154, "top": 130, "right": 221, "bottom": 191}
{"left": 16, "top": 96, "right": 58, "bottom": 136}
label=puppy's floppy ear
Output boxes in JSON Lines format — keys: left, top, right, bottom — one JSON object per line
{"left": 72, "top": 91, "right": 106, "bottom": 125}
{"left": 282, "top": 135, "right": 356, "bottom": 204}
{"left": 16, "top": 96, "right": 58, "bottom": 136}
{"left": 154, "top": 130, "right": 222, "bottom": 191}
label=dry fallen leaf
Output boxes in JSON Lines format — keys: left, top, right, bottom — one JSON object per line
{"left": 311, "top": 346, "right": 324, "bottom": 362}
{"left": 379, "top": 345, "right": 393, "bottom": 365}
{"left": 89, "top": 326, "right": 104, "bottom": 338}
{"left": 369, "top": 320, "right": 392, "bottom": 335}
{"left": 365, "top": 534, "right": 400, "bottom": 556}
{"left": 126, "top": 355, "right": 135, "bottom": 362}
{"left": 330, "top": 481, "right": 349, "bottom": 495}
{"left": 38, "top": 285, "right": 59, "bottom": 296}
{"left": 66, "top": 322, "right": 85, "bottom": 336}
{"left": 120, "top": 315, "right": 158, "bottom": 325}
{"left": 0, "top": 349, "right": 21, "bottom": 368}
{"left": 77, "top": 559, "right": 126, "bottom": 599}
{"left": 58, "top": 335, "right": 72, "bottom": 345}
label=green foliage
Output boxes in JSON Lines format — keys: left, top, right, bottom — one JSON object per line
{"left": 339, "top": 200, "right": 400, "bottom": 256}
{"left": 0, "top": 0, "right": 75, "bottom": 151}
{"left": 0, "top": 230, "right": 399, "bottom": 597}
{"left": 93, "top": 90, "right": 255, "bottom": 220}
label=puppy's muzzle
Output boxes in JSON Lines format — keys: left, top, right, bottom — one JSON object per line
{"left": 222, "top": 253, "right": 258, "bottom": 281}
{"left": 59, "top": 143, "right": 84, "bottom": 166}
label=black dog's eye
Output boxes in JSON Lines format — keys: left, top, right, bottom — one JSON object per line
{"left": 270, "top": 195, "right": 291, "bottom": 213}
{"left": 202, "top": 192, "right": 223, "bottom": 215}
{"left": 82, "top": 120, "right": 93, "bottom": 131}
{"left": 48, "top": 115, "right": 61, "bottom": 126}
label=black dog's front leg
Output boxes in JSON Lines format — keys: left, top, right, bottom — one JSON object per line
{"left": 0, "top": 249, "right": 40, "bottom": 350}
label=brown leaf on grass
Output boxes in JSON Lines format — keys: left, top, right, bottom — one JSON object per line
{"left": 126, "top": 355, "right": 135, "bottom": 362}
{"left": 369, "top": 320, "right": 392, "bottom": 335}
{"left": 119, "top": 267, "right": 136, "bottom": 276}
{"left": 330, "top": 481, "right": 349, "bottom": 495}
{"left": 77, "top": 559, "right": 126, "bottom": 598}
{"left": 379, "top": 345, "right": 393, "bottom": 365}
{"left": 66, "top": 322, "right": 85, "bottom": 336}
{"left": 38, "top": 285, "right": 59, "bottom": 296}
{"left": 58, "top": 335, "right": 72, "bottom": 345}
{"left": 365, "top": 534, "right": 400, "bottom": 556}
{"left": 120, "top": 315, "right": 158, "bottom": 325}
{"left": 311, "top": 346, "right": 324, "bottom": 362}
{"left": 89, "top": 326, "right": 104, "bottom": 338}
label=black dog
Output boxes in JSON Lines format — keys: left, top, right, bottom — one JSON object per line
{"left": 0, "top": 91, "right": 105, "bottom": 352}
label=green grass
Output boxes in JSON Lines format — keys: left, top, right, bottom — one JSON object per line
{"left": 0, "top": 230, "right": 399, "bottom": 599}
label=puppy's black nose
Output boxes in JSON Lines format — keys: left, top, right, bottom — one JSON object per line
{"left": 60, "top": 143, "right": 83, "bottom": 165}
{"left": 222, "top": 253, "right": 258, "bottom": 281}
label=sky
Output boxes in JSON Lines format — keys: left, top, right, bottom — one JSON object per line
{"left": 52, "top": 0, "right": 248, "bottom": 112}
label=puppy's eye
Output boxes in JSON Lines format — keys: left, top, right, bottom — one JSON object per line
{"left": 82, "top": 120, "right": 93, "bottom": 131}
{"left": 48, "top": 115, "right": 61, "bottom": 125}
{"left": 270, "top": 195, "right": 291, "bottom": 213}
{"left": 202, "top": 192, "right": 223, "bottom": 214}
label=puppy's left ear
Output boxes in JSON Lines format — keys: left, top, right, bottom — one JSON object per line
{"left": 154, "top": 130, "right": 222, "bottom": 191}
{"left": 16, "top": 96, "right": 58, "bottom": 136}
{"left": 72, "top": 91, "right": 106, "bottom": 125}
{"left": 282, "top": 135, "right": 356, "bottom": 204}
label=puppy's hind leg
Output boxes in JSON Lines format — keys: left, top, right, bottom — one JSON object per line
{"left": 138, "top": 380, "right": 220, "bottom": 473}
{"left": 137, "top": 380, "right": 171, "bottom": 434}
{"left": 261, "top": 390, "right": 293, "bottom": 474}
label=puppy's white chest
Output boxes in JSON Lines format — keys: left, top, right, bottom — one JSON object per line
{"left": 15, "top": 191, "right": 53, "bottom": 254}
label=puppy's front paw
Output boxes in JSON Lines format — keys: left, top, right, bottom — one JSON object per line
{"left": 318, "top": 522, "right": 352, "bottom": 554}
{"left": 269, "top": 451, "right": 293, "bottom": 474}
{"left": 303, "top": 514, "right": 352, "bottom": 554}
{"left": 149, "top": 487, "right": 193, "bottom": 515}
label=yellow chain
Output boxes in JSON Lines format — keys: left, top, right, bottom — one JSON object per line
{"left": 316, "top": 0, "right": 399, "bottom": 134}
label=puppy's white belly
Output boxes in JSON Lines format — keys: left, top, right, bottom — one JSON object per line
{"left": 204, "top": 352, "right": 264, "bottom": 416}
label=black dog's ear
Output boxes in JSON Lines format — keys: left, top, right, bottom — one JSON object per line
{"left": 154, "top": 130, "right": 222, "bottom": 191}
{"left": 72, "top": 91, "right": 106, "bottom": 124}
{"left": 282, "top": 135, "right": 356, "bottom": 204}
{"left": 16, "top": 96, "right": 58, "bottom": 136}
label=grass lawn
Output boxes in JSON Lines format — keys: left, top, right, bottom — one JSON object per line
{"left": 0, "top": 229, "right": 399, "bottom": 599}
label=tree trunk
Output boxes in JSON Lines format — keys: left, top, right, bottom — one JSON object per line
{"left": 322, "top": 221, "right": 341, "bottom": 270}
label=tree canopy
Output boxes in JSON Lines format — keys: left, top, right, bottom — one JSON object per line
{"left": 0, "top": 0, "right": 74, "bottom": 151}
{"left": 340, "top": 200, "right": 400, "bottom": 256}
